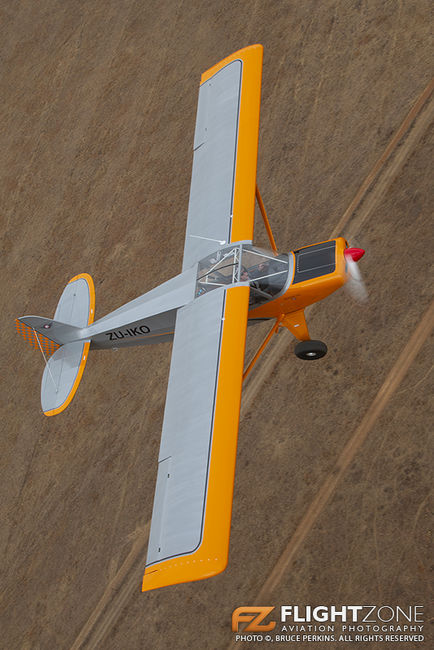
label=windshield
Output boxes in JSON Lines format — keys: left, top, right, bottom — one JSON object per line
{"left": 241, "top": 245, "right": 289, "bottom": 305}
{"left": 195, "top": 244, "right": 289, "bottom": 305}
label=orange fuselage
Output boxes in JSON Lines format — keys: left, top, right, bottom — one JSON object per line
{"left": 248, "top": 237, "right": 348, "bottom": 340}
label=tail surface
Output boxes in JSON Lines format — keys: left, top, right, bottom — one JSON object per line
{"left": 16, "top": 273, "right": 95, "bottom": 416}
{"left": 15, "top": 317, "right": 83, "bottom": 348}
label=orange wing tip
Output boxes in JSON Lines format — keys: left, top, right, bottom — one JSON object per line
{"left": 200, "top": 44, "right": 263, "bottom": 84}
{"left": 142, "top": 554, "right": 227, "bottom": 592}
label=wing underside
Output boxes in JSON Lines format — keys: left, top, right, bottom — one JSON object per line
{"left": 142, "top": 46, "right": 263, "bottom": 591}
{"left": 182, "top": 45, "right": 263, "bottom": 271}
{"left": 142, "top": 284, "right": 249, "bottom": 591}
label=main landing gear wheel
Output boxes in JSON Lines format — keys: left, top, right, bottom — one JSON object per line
{"left": 295, "top": 339, "right": 327, "bottom": 360}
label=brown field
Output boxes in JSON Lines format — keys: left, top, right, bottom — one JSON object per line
{"left": 1, "top": 1, "right": 433, "bottom": 649}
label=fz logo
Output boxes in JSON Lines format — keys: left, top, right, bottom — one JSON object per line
{"left": 232, "top": 607, "right": 276, "bottom": 632}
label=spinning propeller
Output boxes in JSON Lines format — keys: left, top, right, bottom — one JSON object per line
{"left": 344, "top": 247, "right": 367, "bottom": 302}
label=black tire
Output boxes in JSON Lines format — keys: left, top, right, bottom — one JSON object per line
{"left": 295, "top": 339, "right": 327, "bottom": 360}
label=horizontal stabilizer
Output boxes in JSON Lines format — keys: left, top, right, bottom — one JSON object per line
{"left": 16, "top": 273, "right": 95, "bottom": 415}
{"left": 16, "top": 316, "right": 82, "bottom": 346}
{"left": 15, "top": 319, "right": 61, "bottom": 358}
{"left": 41, "top": 340, "right": 90, "bottom": 416}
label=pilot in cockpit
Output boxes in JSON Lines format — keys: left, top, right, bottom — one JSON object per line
{"left": 241, "top": 263, "right": 272, "bottom": 305}
{"left": 241, "top": 262, "right": 268, "bottom": 286}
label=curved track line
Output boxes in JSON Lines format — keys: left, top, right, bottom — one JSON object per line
{"left": 242, "top": 78, "right": 434, "bottom": 416}
{"left": 256, "top": 301, "right": 434, "bottom": 599}
{"left": 331, "top": 76, "right": 433, "bottom": 238}
{"left": 70, "top": 525, "right": 149, "bottom": 650}
{"left": 343, "top": 95, "right": 434, "bottom": 242}
{"left": 229, "top": 300, "right": 434, "bottom": 650}
{"left": 71, "top": 78, "right": 433, "bottom": 650}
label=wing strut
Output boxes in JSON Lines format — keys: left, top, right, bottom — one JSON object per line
{"left": 255, "top": 185, "right": 277, "bottom": 254}
{"left": 243, "top": 308, "right": 313, "bottom": 380}
{"left": 243, "top": 315, "right": 283, "bottom": 380}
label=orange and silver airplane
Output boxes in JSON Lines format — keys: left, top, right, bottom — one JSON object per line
{"left": 16, "top": 45, "right": 366, "bottom": 592}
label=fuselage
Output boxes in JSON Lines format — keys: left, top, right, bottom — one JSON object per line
{"left": 248, "top": 237, "right": 348, "bottom": 320}
{"left": 85, "top": 237, "right": 348, "bottom": 350}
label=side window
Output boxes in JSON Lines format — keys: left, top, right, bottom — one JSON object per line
{"left": 195, "top": 244, "right": 289, "bottom": 305}
{"left": 241, "top": 246, "right": 289, "bottom": 306}
{"left": 196, "top": 246, "right": 241, "bottom": 297}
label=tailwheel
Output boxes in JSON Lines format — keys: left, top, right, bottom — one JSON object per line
{"left": 295, "top": 339, "right": 327, "bottom": 360}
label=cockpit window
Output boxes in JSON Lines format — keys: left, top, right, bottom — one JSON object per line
{"left": 241, "top": 245, "right": 289, "bottom": 306}
{"left": 196, "top": 245, "right": 241, "bottom": 296}
{"left": 195, "top": 244, "right": 289, "bottom": 305}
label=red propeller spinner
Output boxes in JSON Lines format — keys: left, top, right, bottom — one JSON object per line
{"left": 345, "top": 247, "right": 365, "bottom": 262}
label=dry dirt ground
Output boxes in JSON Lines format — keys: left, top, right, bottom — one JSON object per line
{"left": 1, "top": 1, "right": 433, "bottom": 649}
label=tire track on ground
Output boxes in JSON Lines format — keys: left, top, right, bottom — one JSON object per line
{"left": 242, "top": 77, "right": 433, "bottom": 413}
{"left": 70, "top": 525, "right": 149, "bottom": 650}
{"left": 228, "top": 299, "right": 434, "bottom": 650}
{"left": 331, "top": 76, "right": 434, "bottom": 238}
{"left": 70, "top": 74, "right": 433, "bottom": 650}
{"left": 340, "top": 91, "right": 434, "bottom": 242}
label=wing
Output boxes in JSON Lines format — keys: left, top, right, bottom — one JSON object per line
{"left": 142, "top": 284, "right": 249, "bottom": 591}
{"left": 182, "top": 45, "right": 263, "bottom": 271}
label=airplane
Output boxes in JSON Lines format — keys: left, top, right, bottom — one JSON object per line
{"left": 15, "top": 44, "right": 366, "bottom": 592}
